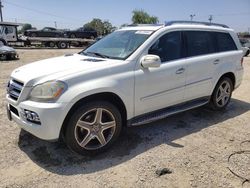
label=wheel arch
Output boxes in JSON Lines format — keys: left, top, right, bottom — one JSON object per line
{"left": 218, "top": 72, "right": 236, "bottom": 90}
{"left": 0, "top": 38, "right": 7, "bottom": 45}
{"left": 60, "top": 92, "right": 127, "bottom": 138}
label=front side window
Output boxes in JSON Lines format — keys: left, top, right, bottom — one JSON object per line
{"left": 82, "top": 30, "right": 152, "bottom": 60}
{"left": 215, "top": 32, "right": 237, "bottom": 52}
{"left": 185, "top": 31, "right": 216, "bottom": 57}
{"left": 6, "top": 26, "right": 13, "bottom": 34}
{"left": 148, "top": 31, "right": 182, "bottom": 62}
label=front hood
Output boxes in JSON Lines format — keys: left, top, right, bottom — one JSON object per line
{"left": 11, "top": 54, "right": 119, "bottom": 86}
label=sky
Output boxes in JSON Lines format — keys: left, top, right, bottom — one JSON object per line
{"left": 1, "top": 0, "right": 250, "bottom": 32}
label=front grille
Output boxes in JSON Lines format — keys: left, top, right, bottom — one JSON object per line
{"left": 7, "top": 79, "right": 24, "bottom": 101}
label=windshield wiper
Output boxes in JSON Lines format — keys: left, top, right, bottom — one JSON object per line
{"left": 85, "top": 51, "right": 110, "bottom": 59}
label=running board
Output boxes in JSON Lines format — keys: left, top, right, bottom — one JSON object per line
{"left": 128, "top": 97, "right": 209, "bottom": 127}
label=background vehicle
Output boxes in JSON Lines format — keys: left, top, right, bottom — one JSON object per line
{"left": 64, "top": 27, "right": 98, "bottom": 39}
{"left": 0, "top": 22, "right": 19, "bottom": 45}
{"left": 239, "top": 38, "right": 250, "bottom": 48}
{"left": 6, "top": 21, "right": 244, "bottom": 155}
{"left": 0, "top": 44, "right": 18, "bottom": 60}
{"left": 24, "top": 27, "right": 64, "bottom": 38}
{"left": 239, "top": 38, "right": 250, "bottom": 56}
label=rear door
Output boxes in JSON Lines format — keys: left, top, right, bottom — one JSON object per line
{"left": 183, "top": 31, "right": 218, "bottom": 101}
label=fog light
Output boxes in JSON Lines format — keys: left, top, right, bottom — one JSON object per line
{"left": 23, "top": 109, "right": 41, "bottom": 124}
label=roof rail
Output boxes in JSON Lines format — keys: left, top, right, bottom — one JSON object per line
{"left": 164, "top": 20, "right": 229, "bottom": 28}
{"left": 127, "top": 23, "right": 163, "bottom": 27}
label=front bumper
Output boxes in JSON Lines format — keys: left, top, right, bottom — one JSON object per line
{"left": 6, "top": 96, "right": 67, "bottom": 141}
{"left": 0, "top": 52, "right": 18, "bottom": 60}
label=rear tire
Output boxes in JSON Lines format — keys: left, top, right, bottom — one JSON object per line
{"left": 210, "top": 77, "right": 233, "bottom": 110}
{"left": 64, "top": 101, "right": 122, "bottom": 155}
{"left": 57, "top": 41, "right": 68, "bottom": 49}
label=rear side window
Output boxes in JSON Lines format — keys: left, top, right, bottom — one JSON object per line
{"left": 215, "top": 32, "right": 237, "bottom": 52}
{"left": 185, "top": 31, "right": 216, "bottom": 57}
{"left": 148, "top": 31, "right": 182, "bottom": 62}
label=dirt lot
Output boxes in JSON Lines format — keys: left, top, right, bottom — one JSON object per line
{"left": 0, "top": 49, "right": 249, "bottom": 188}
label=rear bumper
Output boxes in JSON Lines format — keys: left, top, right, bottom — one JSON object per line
{"left": 235, "top": 67, "right": 244, "bottom": 89}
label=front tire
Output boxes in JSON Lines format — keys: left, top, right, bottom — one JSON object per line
{"left": 210, "top": 77, "right": 233, "bottom": 110}
{"left": 64, "top": 101, "right": 122, "bottom": 155}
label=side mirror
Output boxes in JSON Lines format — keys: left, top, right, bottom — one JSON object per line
{"left": 141, "top": 54, "right": 161, "bottom": 68}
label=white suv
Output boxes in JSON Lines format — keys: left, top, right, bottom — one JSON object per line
{"left": 6, "top": 21, "right": 244, "bottom": 155}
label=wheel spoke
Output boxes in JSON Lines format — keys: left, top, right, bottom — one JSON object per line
{"left": 76, "top": 120, "right": 92, "bottom": 131}
{"left": 96, "top": 132, "right": 107, "bottom": 146}
{"left": 219, "top": 86, "right": 224, "bottom": 93}
{"left": 224, "top": 93, "right": 230, "bottom": 98}
{"left": 216, "top": 94, "right": 224, "bottom": 103}
{"left": 80, "top": 132, "right": 93, "bottom": 147}
{"left": 94, "top": 108, "right": 103, "bottom": 124}
{"left": 101, "top": 121, "right": 116, "bottom": 131}
{"left": 222, "top": 96, "right": 227, "bottom": 105}
{"left": 223, "top": 84, "right": 230, "bottom": 93}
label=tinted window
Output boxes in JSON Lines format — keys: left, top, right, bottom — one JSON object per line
{"left": 185, "top": 31, "right": 216, "bottom": 57}
{"left": 215, "top": 32, "right": 237, "bottom": 52}
{"left": 149, "top": 31, "right": 182, "bottom": 62}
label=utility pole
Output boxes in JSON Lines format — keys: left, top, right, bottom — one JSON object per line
{"left": 190, "top": 14, "right": 195, "bottom": 21}
{"left": 54, "top": 21, "right": 57, "bottom": 28}
{"left": 208, "top": 15, "right": 213, "bottom": 23}
{"left": 0, "top": 0, "right": 3, "bottom": 22}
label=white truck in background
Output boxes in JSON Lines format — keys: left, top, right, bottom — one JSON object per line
{"left": 0, "top": 22, "right": 94, "bottom": 48}
{"left": 0, "top": 22, "right": 19, "bottom": 45}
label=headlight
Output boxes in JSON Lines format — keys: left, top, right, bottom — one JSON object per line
{"left": 29, "top": 81, "right": 67, "bottom": 102}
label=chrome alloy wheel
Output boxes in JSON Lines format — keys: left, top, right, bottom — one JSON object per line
{"left": 215, "top": 80, "right": 231, "bottom": 107}
{"left": 74, "top": 108, "right": 116, "bottom": 150}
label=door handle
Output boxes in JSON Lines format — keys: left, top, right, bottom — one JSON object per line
{"left": 176, "top": 68, "right": 185, "bottom": 74}
{"left": 213, "top": 59, "right": 220, "bottom": 65}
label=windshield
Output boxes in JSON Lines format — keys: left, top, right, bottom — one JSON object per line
{"left": 81, "top": 30, "right": 153, "bottom": 60}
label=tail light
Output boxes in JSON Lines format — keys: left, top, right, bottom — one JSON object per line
{"left": 241, "top": 57, "right": 244, "bottom": 67}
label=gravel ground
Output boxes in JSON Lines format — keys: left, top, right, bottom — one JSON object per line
{"left": 0, "top": 49, "right": 249, "bottom": 188}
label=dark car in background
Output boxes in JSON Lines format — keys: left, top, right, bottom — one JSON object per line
{"left": 24, "top": 27, "right": 64, "bottom": 38}
{"left": 64, "top": 27, "right": 97, "bottom": 39}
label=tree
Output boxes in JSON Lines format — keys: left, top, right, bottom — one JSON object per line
{"left": 132, "top": 10, "right": 159, "bottom": 24}
{"left": 20, "top": 23, "right": 32, "bottom": 33}
{"left": 120, "top": 23, "right": 128, "bottom": 28}
{"left": 103, "top": 20, "right": 116, "bottom": 35}
{"left": 84, "top": 19, "right": 115, "bottom": 36}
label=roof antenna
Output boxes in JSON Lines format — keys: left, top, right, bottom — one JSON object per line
{"left": 208, "top": 15, "right": 213, "bottom": 23}
{"left": 190, "top": 14, "right": 195, "bottom": 21}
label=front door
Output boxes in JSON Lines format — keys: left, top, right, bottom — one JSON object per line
{"left": 134, "top": 31, "right": 187, "bottom": 116}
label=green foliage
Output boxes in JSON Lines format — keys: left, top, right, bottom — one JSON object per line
{"left": 120, "top": 23, "right": 128, "bottom": 28}
{"left": 20, "top": 23, "right": 32, "bottom": 33}
{"left": 132, "top": 10, "right": 159, "bottom": 24}
{"left": 84, "top": 19, "right": 116, "bottom": 36}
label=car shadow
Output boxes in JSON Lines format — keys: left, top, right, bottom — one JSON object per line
{"left": 18, "top": 98, "right": 250, "bottom": 175}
